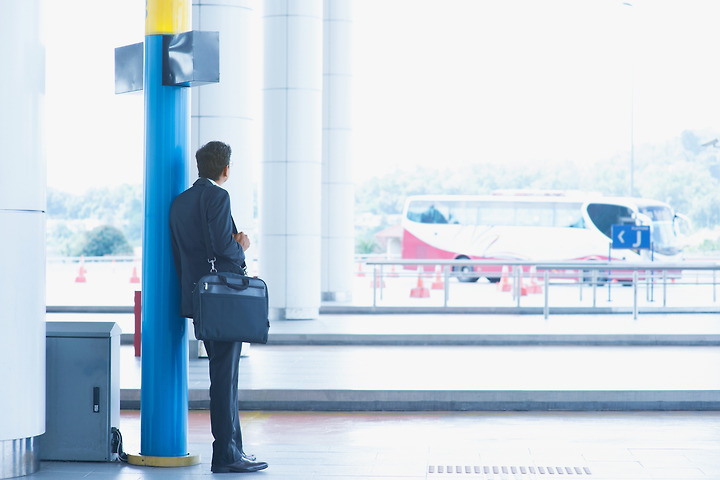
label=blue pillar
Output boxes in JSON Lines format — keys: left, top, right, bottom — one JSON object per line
{"left": 139, "top": 0, "right": 192, "bottom": 461}
{"left": 116, "top": 0, "right": 216, "bottom": 466}
{"left": 140, "top": 34, "right": 190, "bottom": 458}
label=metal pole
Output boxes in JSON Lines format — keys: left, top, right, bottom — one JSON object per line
{"left": 607, "top": 243, "right": 612, "bottom": 302}
{"left": 649, "top": 243, "right": 655, "bottom": 302}
{"left": 578, "top": 269, "right": 583, "bottom": 302}
{"left": 632, "top": 269, "right": 638, "bottom": 320}
{"left": 592, "top": 269, "right": 597, "bottom": 307}
{"left": 443, "top": 264, "right": 449, "bottom": 307}
{"left": 651, "top": 270, "right": 655, "bottom": 302}
{"left": 379, "top": 264, "right": 384, "bottom": 301}
{"left": 662, "top": 269, "right": 667, "bottom": 308}
{"left": 627, "top": 0, "right": 635, "bottom": 198}
{"left": 543, "top": 269, "right": 549, "bottom": 319}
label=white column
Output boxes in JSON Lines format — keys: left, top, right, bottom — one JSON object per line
{"left": 191, "top": 0, "right": 259, "bottom": 236}
{"left": 321, "top": 0, "right": 353, "bottom": 302}
{"left": 262, "top": 0, "right": 323, "bottom": 320}
{"left": 0, "top": 0, "right": 45, "bottom": 476}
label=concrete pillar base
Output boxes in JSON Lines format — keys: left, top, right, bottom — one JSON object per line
{"left": 271, "top": 307, "right": 319, "bottom": 321}
{"left": 321, "top": 291, "right": 352, "bottom": 302}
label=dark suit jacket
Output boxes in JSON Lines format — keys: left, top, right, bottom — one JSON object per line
{"left": 170, "top": 177, "right": 246, "bottom": 318}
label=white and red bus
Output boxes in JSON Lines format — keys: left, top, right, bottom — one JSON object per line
{"left": 401, "top": 191, "right": 688, "bottom": 282}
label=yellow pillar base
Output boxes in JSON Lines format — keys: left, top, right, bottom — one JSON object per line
{"left": 127, "top": 453, "right": 201, "bottom": 467}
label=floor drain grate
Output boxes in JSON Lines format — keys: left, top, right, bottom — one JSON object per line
{"left": 428, "top": 464, "right": 592, "bottom": 476}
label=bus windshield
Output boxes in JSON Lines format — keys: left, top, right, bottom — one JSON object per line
{"left": 639, "top": 206, "right": 682, "bottom": 255}
{"left": 585, "top": 203, "right": 682, "bottom": 255}
{"left": 585, "top": 203, "right": 635, "bottom": 238}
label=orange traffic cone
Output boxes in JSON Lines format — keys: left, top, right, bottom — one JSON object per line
{"left": 497, "top": 265, "right": 512, "bottom": 292}
{"left": 431, "top": 265, "right": 444, "bottom": 290}
{"left": 75, "top": 258, "right": 87, "bottom": 283}
{"left": 410, "top": 272, "right": 430, "bottom": 298}
{"left": 527, "top": 266, "right": 542, "bottom": 294}
{"left": 130, "top": 266, "right": 140, "bottom": 284}
{"left": 387, "top": 265, "right": 399, "bottom": 278}
{"left": 356, "top": 262, "right": 365, "bottom": 277}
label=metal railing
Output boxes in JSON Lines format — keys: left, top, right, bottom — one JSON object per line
{"left": 363, "top": 259, "right": 720, "bottom": 319}
{"left": 47, "top": 255, "right": 137, "bottom": 263}
{"left": 45, "top": 256, "right": 720, "bottom": 319}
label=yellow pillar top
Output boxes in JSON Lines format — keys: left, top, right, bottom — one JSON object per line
{"left": 146, "top": 0, "right": 190, "bottom": 35}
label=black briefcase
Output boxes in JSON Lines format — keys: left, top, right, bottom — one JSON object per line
{"left": 192, "top": 272, "right": 270, "bottom": 344}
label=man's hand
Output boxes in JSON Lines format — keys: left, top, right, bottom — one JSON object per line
{"left": 233, "top": 232, "right": 251, "bottom": 251}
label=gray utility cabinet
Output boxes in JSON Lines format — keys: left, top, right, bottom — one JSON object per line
{"left": 42, "top": 322, "right": 120, "bottom": 461}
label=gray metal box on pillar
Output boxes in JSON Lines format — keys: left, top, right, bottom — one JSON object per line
{"left": 41, "top": 322, "right": 121, "bottom": 461}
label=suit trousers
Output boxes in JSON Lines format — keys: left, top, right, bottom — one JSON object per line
{"left": 204, "top": 340, "right": 243, "bottom": 466}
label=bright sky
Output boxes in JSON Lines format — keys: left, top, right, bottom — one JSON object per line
{"left": 43, "top": 0, "right": 720, "bottom": 191}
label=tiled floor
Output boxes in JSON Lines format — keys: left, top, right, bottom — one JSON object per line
{"left": 34, "top": 410, "right": 720, "bottom": 479}
{"left": 33, "top": 313, "right": 720, "bottom": 478}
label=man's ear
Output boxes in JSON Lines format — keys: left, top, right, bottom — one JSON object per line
{"left": 223, "top": 165, "right": 230, "bottom": 178}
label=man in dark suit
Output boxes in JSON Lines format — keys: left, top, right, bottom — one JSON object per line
{"left": 169, "top": 141, "right": 268, "bottom": 473}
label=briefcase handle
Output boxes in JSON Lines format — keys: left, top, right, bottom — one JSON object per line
{"left": 218, "top": 275, "right": 251, "bottom": 291}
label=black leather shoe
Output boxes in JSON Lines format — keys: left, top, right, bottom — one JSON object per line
{"left": 211, "top": 458, "right": 268, "bottom": 473}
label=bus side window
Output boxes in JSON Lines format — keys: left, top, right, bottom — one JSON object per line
{"left": 421, "top": 205, "right": 448, "bottom": 224}
{"left": 407, "top": 212, "right": 420, "bottom": 222}
{"left": 556, "top": 205, "right": 584, "bottom": 228}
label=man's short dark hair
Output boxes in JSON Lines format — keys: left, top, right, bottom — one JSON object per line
{"left": 196, "top": 141, "right": 232, "bottom": 180}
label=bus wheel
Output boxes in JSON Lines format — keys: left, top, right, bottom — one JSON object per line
{"left": 486, "top": 277, "right": 501, "bottom": 284}
{"left": 582, "top": 271, "right": 607, "bottom": 286}
{"left": 453, "top": 256, "right": 479, "bottom": 283}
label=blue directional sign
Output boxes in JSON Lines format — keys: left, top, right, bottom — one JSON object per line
{"left": 611, "top": 224, "right": 651, "bottom": 249}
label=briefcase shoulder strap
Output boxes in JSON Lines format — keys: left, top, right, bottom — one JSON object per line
{"left": 198, "top": 186, "right": 247, "bottom": 275}
{"left": 199, "top": 187, "right": 220, "bottom": 273}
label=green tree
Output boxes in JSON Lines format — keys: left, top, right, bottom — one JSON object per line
{"left": 355, "top": 237, "right": 380, "bottom": 254}
{"left": 80, "top": 225, "right": 133, "bottom": 257}
{"left": 124, "top": 196, "right": 143, "bottom": 245}
{"left": 681, "top": 130, "right": 702, "bottom": 156}
{"left": 47, "top": 184, "right": 144, "bottom": 248}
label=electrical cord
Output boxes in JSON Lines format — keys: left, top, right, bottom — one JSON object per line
{"left": 110, "top": 427, "right": 128, "bottom": 463}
